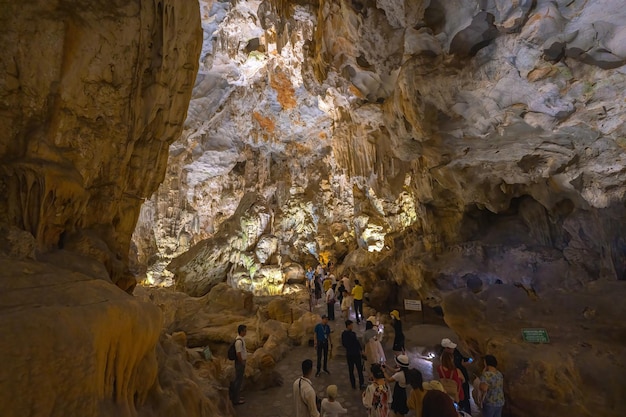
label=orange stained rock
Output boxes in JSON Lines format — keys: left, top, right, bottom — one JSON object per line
{"left": 349, "top": 84, "right": 365, "bottom": 98}
{"left": 253, "top": 111, "right": 276, "bottom": 134}
{"left": 270, "top": 69, "right": 297, "bottom": 110}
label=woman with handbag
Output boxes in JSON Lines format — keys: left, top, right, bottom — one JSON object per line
{"left": 384, "top": 355, "right": 410, "bottom": 417}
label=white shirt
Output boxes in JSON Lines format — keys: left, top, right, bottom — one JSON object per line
{"left": 321, "top": 398, "right": 347, "bottom": 417}
{"left": 235, "top": 335, "right": 247, "bottom": 360}
{"left": 392, "top": 370, "right": 407, "bottom": 388}
{"left": 293, "top": 377, "right": 320, "bottom": 417}
{"left": 341, "top": 277, "right": 351, "bottom": 293}
{"left": 325, "top": 288, "right": 335, "bottom": 303}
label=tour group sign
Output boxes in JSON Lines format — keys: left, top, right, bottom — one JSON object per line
{"left": 521, "top": 328, "right": 550, "bottom": 343}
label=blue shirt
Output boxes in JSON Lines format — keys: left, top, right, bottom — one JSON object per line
{"left": 314, "top": 323, "right": 330, "bottom": 343}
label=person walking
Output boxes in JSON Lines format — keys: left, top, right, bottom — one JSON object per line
{"left": 341, "top": 319, "right": 365, "bottom": 389}
{"left": 390, "top": 310, "right": 405, "bottom": 354}
{"left": 306, "top": 266, "right": 315, "bottom": 291}
{"left": 351, "top": 280, "right": 364, "bottom": 324}
{"left": 323, "top": 276, "right": 332, "bottom": 293}
{"left": 479, "top": 355, "right": 505, "bottom": 417}
{"left": 362, "top": 363, "right": 392, "bottom": 417}
{"left": 230, "top": 324, "right": 247, "bottom": 405}
{"left": 441, "top": 338, "right": 471, "bottom": 413}
{"left": 314, "top": 274, "right": 323, "bottom": 305}
{"left": 337, "top": 281, "right": 345, "bottom": 306}
{"left": 314, "top": 315, "right": 332, "bottom": 376}
{"left": 325, "top": 284, "right": 336, "bottom": 321}
{"left": 340, "top": 290, "right": 351, "bottom": 321}
{"left": 320, "top": 384, "right": 347, "bottom": 417}
{"left": 341, "top": 275, "right": 352, "bottom": 294}
{"left": 293, "top": 359, "right": 321, "bottom": 417}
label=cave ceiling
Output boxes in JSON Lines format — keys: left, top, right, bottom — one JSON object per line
{"left": 130, "top": 0, "right": 626, "bottom": 298}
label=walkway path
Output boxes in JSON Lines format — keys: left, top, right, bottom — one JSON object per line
{"left": 236, "top": 301, "right": 479, "bottom": 417}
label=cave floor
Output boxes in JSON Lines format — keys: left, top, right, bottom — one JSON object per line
{"left": 236, "top": 302, "right": 482, "bottom": 416}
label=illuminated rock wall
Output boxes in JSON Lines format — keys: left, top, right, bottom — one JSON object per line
{"left": 0, "top": 1, "right": 210, "bottom": 416}
{"left": 0, "top": 0, "right": 202, "bottom": 290}
{"left": 138, "top": 1, "right": 626, "bottom": 416}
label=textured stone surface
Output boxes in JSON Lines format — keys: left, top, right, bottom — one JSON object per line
{"left": 1, "top": 0, "right": 625, "bottom": 416}
{"left": 0, "top": 1, "right": 205, "bottom": 416}
{"left": 0, "top": 0, "right": 202, "bottom": 289}
{"left": 131, "top": 1, "right": 626, "bottom": 416}
{"left": 0, "top": 258, "right": 162, "bottom": 417}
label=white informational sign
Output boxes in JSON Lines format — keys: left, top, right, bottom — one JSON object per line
{"left": 404, "top": 299, "right": 422, "bottom": 311}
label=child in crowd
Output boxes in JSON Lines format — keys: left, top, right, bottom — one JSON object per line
{"left": 321, "top": 385, "right": 347, "bottom": 417}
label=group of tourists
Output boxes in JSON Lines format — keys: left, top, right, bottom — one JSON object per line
{"left": 300, "top": 314, "right": 504, "bottom": 417}
{"left": 303, "top": 308, "right": 505, "bottom": 417}
{"left": 231, "top": 263, "right": 506, "bottom": 417}
{"left": 306, "top": 264, "right": 365, "bottom": 324}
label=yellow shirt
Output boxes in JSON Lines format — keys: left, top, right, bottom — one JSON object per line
{"left": 351, "top": 284, "right": 364, "bottom": 300}
{"left": 407, "top": 388, "right": 425, "bottom": 417}
{"left": 323, "top": 279, "right": 332, "bottom": 292}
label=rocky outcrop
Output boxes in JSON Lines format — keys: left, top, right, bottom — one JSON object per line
{"left": 0, "top": 0, "right": 202, "bottom": 290}
{"left": 0, "top": 1, "right": 204, "bottom": 416}
{"left": 133, "top": 1, "right": 626, "bottom": 416}
{"left": 0, "top": 257, "right": 163, "bottom": 417}
{"left": 443, "top": 281, "right": 626, "bottom": 417}
{"left": 134, "top": 283, "right": 315, "bottom": 397}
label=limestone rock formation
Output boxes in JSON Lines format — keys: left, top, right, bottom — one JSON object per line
{"left": 0, "top": 0, "right": 202, "bottom": 290}
{"left": 135, "top": 283, "right": 313, "bottom": 393}
{"left": 0, "top": 1, "right": 205, "bottom": 416}
{"left": 1, "top": 0, "right": 625, "bottom": 416}
{"left": 0, "top": 258, "right": 163, "bottom": 417}
{"left": 132, "top": 1, "right": 626, "bottom": 416}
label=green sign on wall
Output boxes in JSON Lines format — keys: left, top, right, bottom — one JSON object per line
{"left": 522, "top": 328, "right": 550, "bottom": 343}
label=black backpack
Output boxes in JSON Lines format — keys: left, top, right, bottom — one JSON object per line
{"left": 227, "top": 339, "right": 237, "bottom": 360}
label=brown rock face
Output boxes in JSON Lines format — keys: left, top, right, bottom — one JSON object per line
{"left": 0, "top": 261, "right": 163, "bottom": 417}
{"left": 0, "top": 0, "right": 202, "bottom": 289}
{"left": 0, "top": 1, "right": 206, "bottom": 417}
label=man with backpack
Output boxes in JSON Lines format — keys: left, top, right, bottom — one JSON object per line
{"left": 293, "top": 359, "right": 320, "bottom": 417}
{"left": 229, "top": 324, "right": 247, "bottom": 405}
